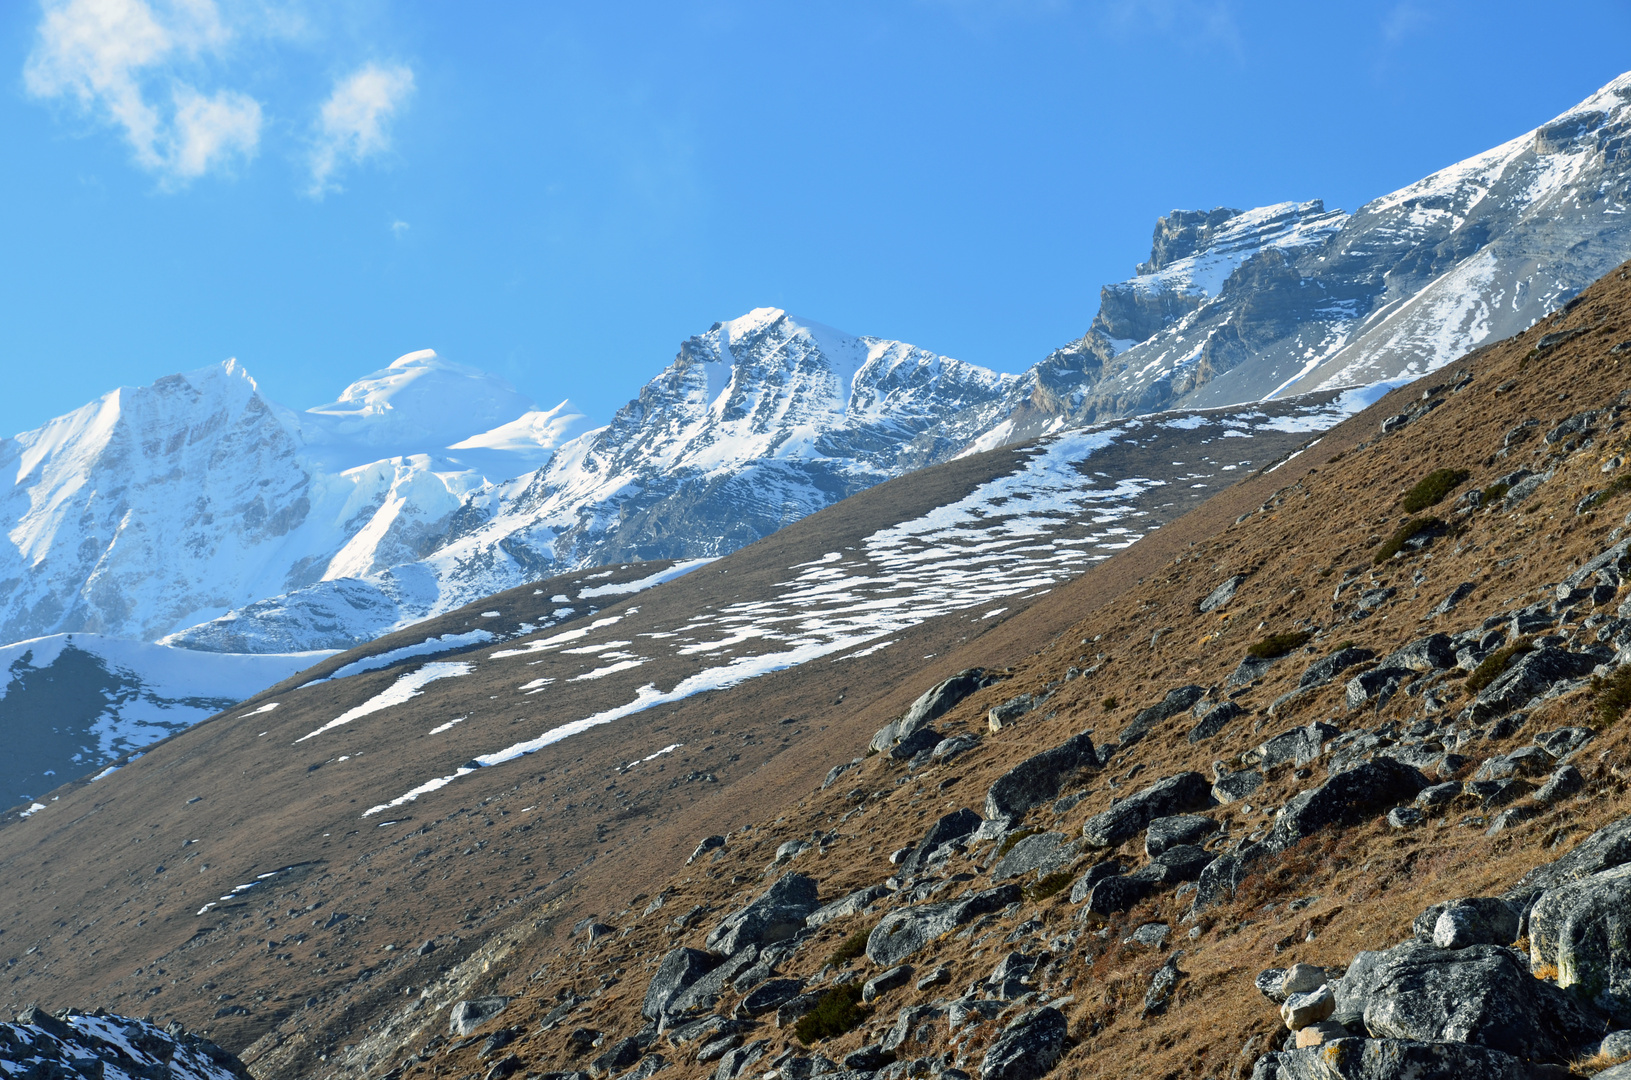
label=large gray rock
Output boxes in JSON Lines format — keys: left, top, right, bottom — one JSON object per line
{"left": 991, "top": 832, "right": 1076, "bottom": 882}
{"left": 979, "top": 1007, "right": 1067, "bottom": 1080}
{"left": 642, "top": 947, "right": 718, "bottom": 1019}
{"left": 0, "top": 1009, "right": 254, "bottom": 1080}
{"left": 805, "top": 885, "right": 891, "bottom": 930}
{"left": 1379, "top": 634, "right": 1457, "bottom": 673}
{"left": 1213, "top": 767, "right": 1264, "bottom": 804}
{"left": 589, "top": 1038, "right": 643, "bottom": 1078}
{"left": 1528, "top": 862, "right": 1631, "bottom": 1025}
{"left": 889, "top": 725, "right": 943, "bottom": 761}
{"left": 1462, "top": 647, "right": 1600, "bottom": 722}
{"left": 1264, "top": 757, "right": 1427, "bottom": 852}
{"left": 1407, "top": 898, "right": 1519, "bottom": 950}
{"left": 1188, "top": 700, "right": 1243, "bottom": 742}
{"left": 1248, "top": 722, "right": 1340, "bottom": 770}
{"left": 1118, "top": 685, "right": 1207, "bottom": 747}
{"left": 870, "top": 669, "right": 996, "bottom": 752}
{"left": 1084, "top": 845, "right": 1212, "bottom": 914}
{"left": 450, "top": 996, "right": 510, "bottom": 1035}
{"left": 705, "top": 873, "right": 820, "bottom": 955}
{"left": 738, "top": 979, "right": 804, "bottom": 1017}
{"left": 668, "top": 946, "right": 762, "bottom": 1014}
{"left": 1510, "top": 814, "right": 1631, "bottom": 897}
{"left": 984, "top": 732, "right": 1097, "bottom": 823}
{"left": 1351, "top": 940, "right": 1603, "bottom": 1062}
{"left": 897, "top": 808, "right": 983, "bottom": 875}
{"left": 1297, "top": 647, "right": 1376, "bottom": 689}
{"left": 1081, "top": 771, "right": 1212, "bottom": 848}
{"left": 866, "top": 885, "right": 1020, "bottom": 967}
{"left": 1249, "top": 1038, "right": 1537, "bottom": 1080}
{"left": 1200, "top": 575, "right": 1246, "bottom": 613}
{"left": 1145, "top": 814, "right": 1218, "bottom": 855}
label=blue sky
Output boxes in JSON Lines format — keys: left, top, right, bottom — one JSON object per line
{"left": 3, "top": 1, "right": 1629, "bottom": 439}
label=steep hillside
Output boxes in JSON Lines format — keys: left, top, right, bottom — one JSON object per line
{"left": 0, "top": 392, "right": 1359, "bottom": 1063}
{"left": 216, "top": 259, "right": 1631, "bottom": 1080}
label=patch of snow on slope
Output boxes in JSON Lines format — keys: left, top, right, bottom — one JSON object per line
{"left": 295, "top": 661, "right": 473, "bottom": 743}
{"left": 318, "top": 631, "right": 497, "bottom": 683}
{"left": 362, "top": 392, "right": 1379, "bottom": 814}
{"left": 577, "top": 559, "right": 714, "bottom": 599}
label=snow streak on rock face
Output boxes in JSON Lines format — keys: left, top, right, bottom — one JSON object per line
{"left": 0, "top": 354, "right": 584, "bottom": 648}
{"left": 170, "top": 310, "right": 1020, "bottom": 653}
{"left": 361, "top": 391, "right": 1372, "bottom": 815}
{"left": 996, "top": 71, "right": 1631, "bottom": 437}
{"left": 0, "top": 634, "right": 329, "bottom": 807}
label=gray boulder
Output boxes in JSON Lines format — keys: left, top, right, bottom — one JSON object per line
{"left": 1410, "top": 898, "right": 1520, "bottom": 949}
{"left": 1509, "top": 814, "right": 1631, "bottom": 897}
{"left": 1081, "top": 771, "right": 1212, "bottom": 848}
{"left": 1188, "top": 700, "right": 1243, "bottom": 742}
{"left": 1264, "top": 757, "right": 1427, "bottom": 852}
{"left": 984, "top": 732, "right": 1097, "bottom": 824}
{"left": 705, "top": 873, "right": 820, "bottom": 955}
{"left": 1200, "top": 575, "right": 1246, "bottom": 613}
{"left": 1213, "top": 768, "right": 1264, "bottom": 804}
{"left": 866, "top": 885, "right": 1021, "bottom": 967}
{"left": 688, "top": 835, "right": 726, "bottom": 864}
{"left": 897, "top": 808, "right": 983, "bottom": 875}
{"left": 738, "top": 979, "right": 804, "bottom": 1017}
{"left": 1462, "top": 648, "right": 1600, "bottom": 723}
{"left": 991, "top": 832, "right": 1076, "bottom": 882}
{"left": 1145, "top": 814, "right": 1218, "bottom": 855}
{"left": 450, "top": 996, "right": 510, "bottom": 1035}
{"left": 1380, "top": 634, "right": 1457, "bottom": 673}
{"left": 889, "top": 725, "right": 944, "bottom": 761}
{"left": 861, "top": 965, "right": 912, "bottom": 1002}
{"left": 1534, "top": 765, "right": 1585, "bottom": 802}
{"left": 1298, "top": 647, "right": 1376, "bottom": 689}
{"left": 711, "top": 1041, "right": 766, "bottom": 1080}
{"left": 1535, "top": 726, "right": 1596, "bottom": 760}
{"left": 1248, "top": 722, "right": 1340, "bottom": 770}
{"left": 1118, "top": 685, "right": 1207, "bottom": 748}
{"left": 979, "top": 1007, "right": 1067, "bottom": 1080}
{"left": 805, "top": 885, "right": 891, "bottom": 930}
{"left": 881, "top": 1003, "right": 941, "bottom": 1053}
{"left": 668, "top": 946, "right": 762, "bottom": 1015}
{"left": 642, "top": 948, "right": 718, "bottom": 1019}
{"left": 1249, "top": 1038, "right": 1536, "bottom": 1080}
{"left": 1353, "top": 940, "right": 1603, "bottom": 1062}
{"left": 1528, "top": 863, "right": 1631, "bottom": 1025}
{"left": 1084, "top": 845, "right": 1212, "bottom": 915}
{"left": 871, "top": 669, "right": 996, "bottom": 752}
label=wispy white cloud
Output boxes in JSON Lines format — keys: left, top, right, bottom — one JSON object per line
{"left": 1381, "top": 2, "right": 1433, "bottom": 44}
{"left": 24, "top": 0, "right": 261, "bottom": 185}
{"left": 307, "top": 62, "right": 415, "bottom": 197}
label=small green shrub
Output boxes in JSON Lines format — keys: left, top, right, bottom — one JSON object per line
{"left": 1401, "top": 468, "right": 1471, "bottom": 513}
{"left": 1024, "top": 871, "right": 1073, "bottom": 902}
{"left": 1465, "top": 638, "right": 1533, "bottom": 694}
{"left": 1101, "top": 696, "right": 1119, "bottom": 711}
{"left": 1373, "top": 517, "right": 1445, "bottom": 564}
{"left": 1593, "top": 665, "right": 1631, "bottom": 727}
{"left": 1247, "top": 631, "right": 1313, "bottom": 659}
{"left": 794, "top": 984, "right": 871, "bottom": 1045}
{"left": 827, "top": 926, "right": 872, "bottom": 967}
{"left": 996, "top": 829, "right": 1040, "bottom": 859}
{"left": 1481, "top": 482, "right": 1510, "bottom": 505}
{"left": 1330, "top": 640, "right": 1356, "bottom": 654}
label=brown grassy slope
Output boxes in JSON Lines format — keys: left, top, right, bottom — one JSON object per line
{"left": 401, "top": 261, "right": 1631, "bottom": 1080}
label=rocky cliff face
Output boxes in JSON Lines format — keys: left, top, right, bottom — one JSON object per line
{"left": 990, "top": 72, "right": 1631, "bottom": 441}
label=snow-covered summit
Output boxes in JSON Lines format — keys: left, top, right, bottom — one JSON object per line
{"left": 164, "top": 310, "right": 1020, "bottom": 653}
{"left": 0, "top": 353, "right": 576, "bottom": 646}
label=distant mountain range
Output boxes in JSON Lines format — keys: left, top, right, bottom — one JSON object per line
{"left": 0, "top": 73, "right": 1628, "bottom": 794}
